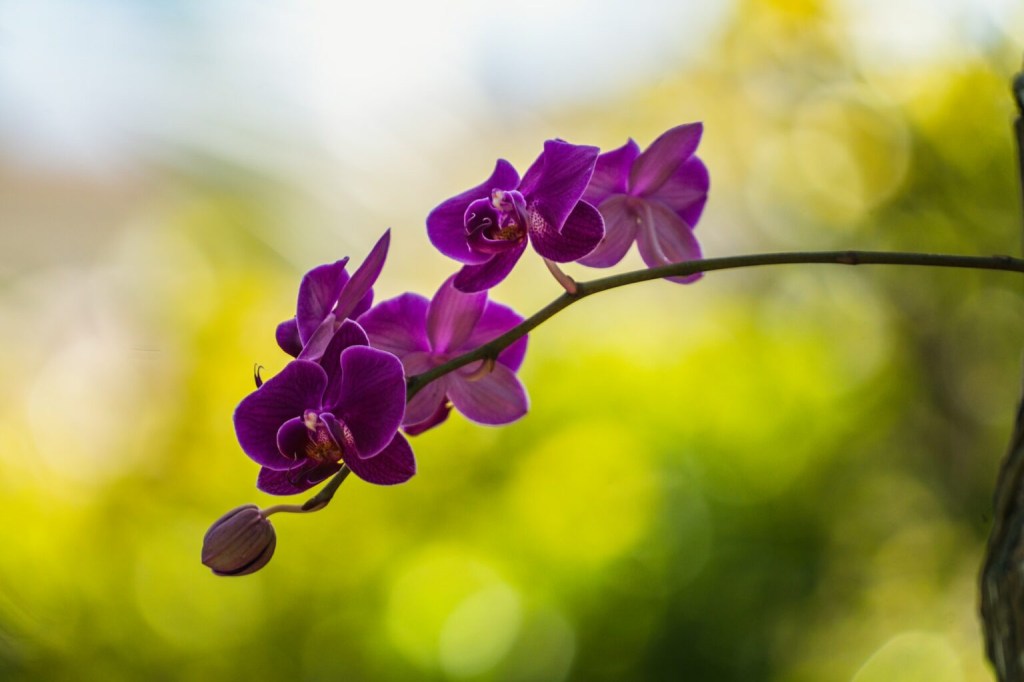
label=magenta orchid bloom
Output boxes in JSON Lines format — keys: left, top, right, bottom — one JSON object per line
{"left": 359, "top": 276, "right": 528, "bottom": 433}
{"left": 276, "top": 230, "right": 390, "bottom": 361}
{"left": 427, "top": 140, "right": 605, "bottom": 292}
{"left": 579, "top": 123, "right": 709, "bottom": 283}
{"left": 234, "top": 320, "right": 415, "bottom": 494}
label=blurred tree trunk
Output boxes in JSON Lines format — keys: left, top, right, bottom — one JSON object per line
{"left": 979, "top": 69, "right": 1024, "bottom": 682}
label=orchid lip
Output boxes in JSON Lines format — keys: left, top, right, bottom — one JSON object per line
{"left": 297, "top": 411, "right": 357, "bottom": 465}
{"left": 466, "top": 199, "right": 527, "bottom": 254}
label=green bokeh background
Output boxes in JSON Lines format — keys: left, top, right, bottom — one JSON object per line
{"left": 3, "top": 1, "right": 1024, "bottom": 680}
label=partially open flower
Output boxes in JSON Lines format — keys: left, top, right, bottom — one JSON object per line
{"left": 201, "top": 504, "right": 277, "bottom": 576}
{"left": 579, "top": 123, "right": 709, "bottom": 282}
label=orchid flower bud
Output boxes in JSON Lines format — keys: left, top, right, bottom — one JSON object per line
{"left": 201, "top": 504, "right": 277, "bottom": 576}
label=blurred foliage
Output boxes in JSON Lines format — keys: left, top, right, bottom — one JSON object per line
{"left": 2, "top": 1, "right": 1024, "bottom": 680}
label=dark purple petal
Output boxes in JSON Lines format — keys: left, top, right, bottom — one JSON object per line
{"left": 461, "top": 301, "right": 526, "bottom": 372}
{"left": 448, "top": 362, "right": 529, "bottom": 425}
{"left": 649, "top": 156, "right": 709, "bottom": 229}
{"left": 427, "top": 160, "right": 520, "bottom": 264}
{"left": 234, "top": 361, "right": 327, "bottom": 470}
{"left": 344, "top": 432, "right": 416, "bottom": 485}
{"left": 634, "top": 200, "right": 704, "bottom": 284}
{"left": 276, "top": 318, "right": 302, "bottom": 358}
{"left": 332, "top": 346, "right": 406, "bottom": 457}
{"left": 405, "top": 383, "right": 447, "bottom": 427}
{"left": 427, "top": 275, "right": 488, "bottom": 354}
{"left": 359, "top": 293, "right": 430, "bottom": 357}
{"left": 274, "top": 417, "right": 309, "bottom": 467}
{"left": 577, "top": 195, "right": 641, "bottom": 268}
{"left": 404, "top": 399, "right": 452, "bottom": 436}
{"left": 402, "top": 351, "right": 446, "bottom": 426}
{"left": 528, "top": 199, "right": 604, "bottom": 262}
{"left": 334, "top": 230, "right": 389, "bottom": 321}
{"left": 583, "top": 139, "right": 640, "bottom": 206}
{"left": 350, "top": 289, "right": 374, "bottom": 320}
{"left": 519, "top": 140, "right": 599, "bottom": 233}
{"left": 296, "top": 315, "right": 337, "bottom": 363}
{"left": 318, "top": 319, "right": 371, "bottom": 408}
{"left": 296, "top": 259, "right": 350, "bottom": 345}
{"left": 629, "top": 122, "right": 703, "bottom": 196}
{"left": 257, "top": 460, "right": 340, "bottom": 496}
{"left": 296, "top": 307, "right": 372, "bottom": 366}
{"left": 452, "top": 242, "right": 527, "bottom": 293}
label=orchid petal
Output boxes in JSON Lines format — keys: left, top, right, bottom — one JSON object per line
{"left": 296, "top": 259, "right": 350, "bottom": 345}
{"left": 359, "top": 293, "right": 430, "bottom": 357}
{"left": 343, "top": 432, "right": 416, "bottom": 485}
{"left": 275, "top": 318, "right": 302, "bottom": 358}
{"left": 350, "top": 288, "right": 374, "bottom": 320}
{"left": 257, "top": 460, "right": 340, "bottom": 496}
{"left": 452, "top": 241, "right": 527, "bottom": 293}
{"left": 519, "top": 140, "right": 599, "bottom": 233}
{"left": 448, "top": 362, "right": 528, "bottom": 425}
{"left": 404, "top": 400, "right": 452, "bottom": 436}
{"left": 234, "top": 361, "right": 326, "bottom": 470}
{"left": 650, "top": 156, "right": 709, "bottom": 229}
{"left": 635, "top": 200, "right": 704, "bottom": 284}
{"left": 528, "top": 199, "right": 604, "bottom": 262}
{"left": 402, "top": 351, "right": 447, "bottom": 426}
{"left": 462, "top": 301, "right": 526, "bottom": 372}
{"left": 296, "top": 314, "right": 337, "bottom": 363}
{"left": 583, "top": 139, "right": 640, "bottom": 206}
{"left": 318, "top": 319, "right": 370, "bottom": 408}
{"left": 427, "top": 160, "right": 520, "bottom": 264}
{"left": 332, "top": 346, "right": 406, "bottom": 457}
{"left": 334, "top": 230, "right": 389, "bottom": 321}
{"left": 629, "top": 122, "right": 703, "bottom": 196}
{"left": 577, "top": 194, "right": 641, "bottom": 267}
{"left": 427, "top": 275, "right": 488, "bottom": 354}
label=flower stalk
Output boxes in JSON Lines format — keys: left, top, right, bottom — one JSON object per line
{"left": 543, "top": 258, "right": 579, "bottom": 294}
{"left": 296, "top": 248, "right": 1024, "bottom": 514}
{"left": 408, "top": 249, "right": 1024, "bottom": 399}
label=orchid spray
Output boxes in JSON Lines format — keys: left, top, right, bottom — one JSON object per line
{"left": 200, "top": 106, "right": 1024, "bottom": 682}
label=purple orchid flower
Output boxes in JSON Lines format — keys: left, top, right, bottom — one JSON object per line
{"left": 427, "top": 139, "right": 605, "bottom": 293}
{"left": 276, "top": 230, "right": 390, "bottom": 361}
{"left": 359, "top": 275, "right": 528, "bottom": 433}
{"left": 578, "top": 123, "right": 709, "bottom": 283}
{"left": 234, "top": 319, "right": 415, "bottom": 494}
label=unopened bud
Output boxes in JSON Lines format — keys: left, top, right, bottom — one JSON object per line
{"left": 201, "top": 504, "right": 277, "bottom": 576}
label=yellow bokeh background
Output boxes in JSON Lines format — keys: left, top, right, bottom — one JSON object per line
{"left": 2, "top": 0, "right": 1024, "bottom": 679}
